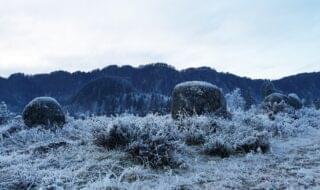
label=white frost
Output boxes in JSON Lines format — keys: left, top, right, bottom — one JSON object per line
{"left": 174, "top": 81, "right": 217, "bottom": 89}
{"left": 1, "top": 107, "right": 320, "bottom": 189}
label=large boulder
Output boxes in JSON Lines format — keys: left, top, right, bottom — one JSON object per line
{"left": 22, "top": 97, "right": 66, "bottom": 127}
{"left": 287, "top": 93, "right": 302, "bottom": 110}
{"left": 171, "top": 81, "right": 227, "bottom": 119}
{"left": 262, "top": 93, "right": 289, "bottom": 113}
{"left": 263, "top": 93, "right": 288, "bottom": 104}
{"left": 263, "top": 93, "right": 303, "bottom": 113}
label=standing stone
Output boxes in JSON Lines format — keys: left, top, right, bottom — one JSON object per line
{"left": 287, "top": 93, "right": 302, "bottom": 110}
{"left": 314, "top": 99, "right": 320, "bottom": 110}
{"left": 22, "top": 97, "right": 66, "bottom": 127}
{"left": 262, "top": 93, "right": 289, "bottom": 113}
{"left": 171, "top": 81, "right": 227, "bottom": 119}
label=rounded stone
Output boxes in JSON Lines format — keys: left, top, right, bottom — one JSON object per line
{"left": 287, "top": 93, "right": 302, "bottom": 110}
{"left": 22, "top": 97, "right": 66, "bottom": 127}
{"left": 262, "top": 93, "right": 289, "bottom": 113}
{"left": 263, "top": 93, "right": 289, "bottom": 105}
{"left": 314, "top": 99, "right": 320, "bottom": 110}
{"left": 171, "top": 81, "right": 227, "bottom": 119}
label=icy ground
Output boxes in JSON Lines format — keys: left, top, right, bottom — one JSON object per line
{"left": 1, "top": 108, "right": 320, "bottom": 190}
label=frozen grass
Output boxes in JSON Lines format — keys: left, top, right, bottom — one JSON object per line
{"left": 1, "top": 107, "right": 320, "bottom": 189}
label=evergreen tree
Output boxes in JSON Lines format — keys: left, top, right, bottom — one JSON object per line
{"left": 261, "top": 80, "right": 276, "bottom": 99}
{"left": 225, "top": 88, "right": 246, "bottom": 111}
{"left": 241, "top": 89, "right": 256, "bottom": 110}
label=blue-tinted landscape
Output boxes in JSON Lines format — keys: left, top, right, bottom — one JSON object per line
{"left": 1, "top": 1, "right": 320, "bottom": 189}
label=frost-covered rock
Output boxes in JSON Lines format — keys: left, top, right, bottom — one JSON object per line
{"left": 287, "top": 93, "right": 302, "bottom": 110}
{"left": 263, "top": 93, "right": 288, "bottom": 105}
{"left": 22, "top": 97, "right": 66, "bottom": 127}
{"left": 314, "top": 99, "right": 320, "bottom": 110}
{"left": 263, "top": 93, "right": 302, "bottom": 114}
{"left": 171, "top": 81, "right": 227, "bottom": 119}
{"left": 262, "top": 93, "right": 290, "bottom": 113}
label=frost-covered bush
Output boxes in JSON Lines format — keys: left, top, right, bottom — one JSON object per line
{"left": 171, "top": 81, "right": 227, "bottom": 119}
{"left": 184, "top": 131, "right": 205, "bottom": 146}
{"left": 2, "top": 107, "right": 320, "bottom": 189}
{"left": 235, "top": 131, "right": 270, "bottom": 153}
{"left": 201, "top": 115, "right": 270, "bottom": 157}
{"left": 22, "top": 97, "right": 66, "bottom": 128}
{"left": 6, "top": 177, "right": 37, "bottom": 190}
{"left": 226, "top": 88, "right": 245, "bottom": 112}
{"left": 203, "top": 139, "right": 233, "bottom": 158}
{"left": 93, "top": 123, "right": 133, "bottom": 149}
{"left": 33, "top": 141, "right": 68, "bottom": 155}
{"left": 0, "top": 101, "right": 10, "bottom": 125}
{"left": 0, "top": 118, "right": 24, "bottom": 139}
{"left": 127, "top": 135, "right": 179, "bottom": 169}
{"left": 92, "top": 115, "right": 181, "bottom": 169}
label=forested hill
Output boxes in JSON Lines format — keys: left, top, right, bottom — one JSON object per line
{"left": 0, "top": 63, "right": 319, "bottom": 113}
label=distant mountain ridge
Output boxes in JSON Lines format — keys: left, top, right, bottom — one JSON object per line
{"left": 0, "top": 63, "right": 319, "bottom": 113}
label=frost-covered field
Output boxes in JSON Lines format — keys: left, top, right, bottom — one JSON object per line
{"left": 1, "top": 107, "right": 320, "bottom": 189}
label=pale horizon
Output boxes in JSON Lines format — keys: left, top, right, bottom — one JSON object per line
{"left": 1, "top": 62, "right": 319, "bottom": 80}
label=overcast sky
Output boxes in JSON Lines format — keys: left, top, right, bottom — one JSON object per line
{"left": 0, "top": 0, "right": 319, "bottom": 79}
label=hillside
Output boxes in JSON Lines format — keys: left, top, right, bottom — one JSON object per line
{"left": 0, "top": 63, "right": 319, "bottom": 113}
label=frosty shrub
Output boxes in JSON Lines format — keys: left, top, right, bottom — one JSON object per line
{"left": 33, "top": 141, "right": 68, "bottom": 155}
{"left": 93, "top": 123, "right": 133, "bottom": 150}
{"left": 225, "top": 88, "right": 245, "bottom": 112}
{"left": 3, "top": 107, "right": 320, "bottom": 189}
{"left": 7, "top": 179, "right": 37, "bottom": 190}
{"left": 235, "top": 132, "right": 270, "bottom": 153}
{"left": 92, "top": 114, "right": 181, "bottom": 169}
{"left": 203, "top": 139, "right": 233, "bottom": 158}
{"left": 2, "top": 173, "right": 39, "bottom": 190}
{"left": 184, "top": 131, "right": 205, "bottom": 146}
{"left": 0, "top": 101, "right": 9, "bottom": 125}
{"left": 0, "top": 119, "right": 23, "bottom": 138}
{"left": 127, "top": 134, "right": 179, "bottom": 169}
